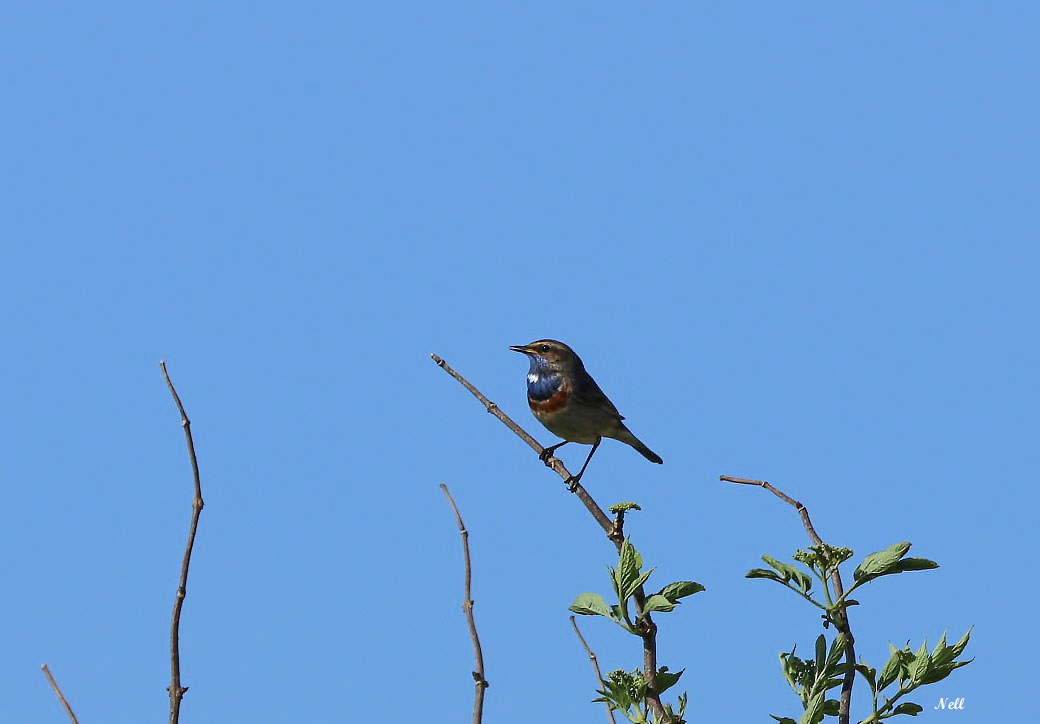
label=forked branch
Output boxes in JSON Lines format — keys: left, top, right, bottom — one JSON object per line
{"left": 721, "top": 475, "right": 856, "bottom": 724}
{"left": 433, "top": 354, "right": 672, "bottom": 722}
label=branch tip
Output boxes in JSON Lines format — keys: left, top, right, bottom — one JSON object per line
{"left": 442, "top": 484, "right": 487, "bottom": 724}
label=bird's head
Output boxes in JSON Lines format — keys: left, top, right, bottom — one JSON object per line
{"left": 509, "top": 339, "right": 581, "bottom": 373}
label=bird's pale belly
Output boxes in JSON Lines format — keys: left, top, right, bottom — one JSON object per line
{"left": 530, "top": 390, "right": 613, "bottom": 444}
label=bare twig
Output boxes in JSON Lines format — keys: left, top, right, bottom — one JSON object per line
{"left": 433, "top": 353, "right": 672, "bottom": 722}
{"left": 721, "top": 475, "right": 857, "bottom": 724}
{"left": 570, "top": 616, "right": 618, "bottom": 724}
{"left": 161, "top": 362, "right": 206, "bottom": 724}
{"left": 41, "top": 664, "right": 78, "bottom": 724}
{"left": 431, "top": 354, "right": 612, "bottom": 534}
{"left": 440, "top": 484, "right": 488, "bottom": 724}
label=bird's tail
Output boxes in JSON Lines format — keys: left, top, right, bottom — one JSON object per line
{"left": 611, "top": 426, "right": 663, "bottom": 464}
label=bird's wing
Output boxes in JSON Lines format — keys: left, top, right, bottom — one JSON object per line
{"left": 572, "top": 367, "right": 625, "bottom": 420}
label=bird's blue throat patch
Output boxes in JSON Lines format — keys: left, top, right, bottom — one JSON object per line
{"left": 525, "top": 356, "right": 561, "bottom": 401}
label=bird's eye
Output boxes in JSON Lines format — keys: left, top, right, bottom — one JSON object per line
{"left": 539, "top": 344, "right": 550, "bottom": 353}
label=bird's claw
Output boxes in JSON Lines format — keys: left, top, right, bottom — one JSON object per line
{"left": 565, "top": 476, "right": 579, "bottom": 492}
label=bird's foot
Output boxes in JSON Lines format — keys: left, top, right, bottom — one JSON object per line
{"left": 565, "top": 476, "right": 579, "bottom": 493}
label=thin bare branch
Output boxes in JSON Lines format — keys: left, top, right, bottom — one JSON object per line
{"left": 161, "top": 362, "right": 206, "bottom": 724}
{"left": 431, "top": 353, "right": 612, "bottom": 534}
{"left": 440, "top": 484, "right": 488, "bottom": 724}
{"left": 570, "top": 616, "right": 618, "bottom": 724}
{"left": 721, "top": 475, "right": 857, "bottom": 724}
{"left": 41, "top": 665, "right": 78, "bottom": 724}
{"left": 433, "top": 353, "right": 672, "bottom": 722}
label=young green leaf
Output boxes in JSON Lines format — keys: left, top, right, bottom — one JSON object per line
{"left": 826, "top": 633, "right": 847, "bottom": 669}
{"left": 569, "top": 593, "right": 611, "bottom": 618}
{"left": 946, "top": 628, "right": 972, "bottom": 660}
{"left": 908, "top": 640, "right": 930, "bottom": 686}
{"left": 625, "top": 566, "right": 656, "bottom": 602}
{"left": 814, "top": 635, "right": 827, "bottom": 676}
{"left": 618, "top": 539, "right": 643, "bottom": 583}
{"left": 801, "top": 691, "right": 825, "bottom": 724}
{"left": 658, "top": 581, "right": 705, "bottom": 602}
{"left": 642, "top": 594, "right": 676, "bottom": 613}
{"left": 655, "top": 667, "right": 684, "bottom": 694}
{"left": 762, "top": 554, "right": 813, "bottom": 592}
{"left": 747, "top": 568, "right": 784, "bottom": 582}
{"left": 854, "top": 663, "right": 877, "bottom": 692}
{"left": 853, "top": 542, "right": 911, "bottom": 580}
{"left": 877, "top": 648, "right": 904, "bottom": 691}
{"left": 893, "top": 702, "right": 924, "bottom": 716}
{"left": 920, "top": 659, "right": 973, "bottom": 685}
{"left": 894, "top": 557, "right": 939, "bottom": 573}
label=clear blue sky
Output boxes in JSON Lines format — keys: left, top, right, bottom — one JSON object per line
{"left": 2, "top": 4, "right": 1035, "bottom": 722}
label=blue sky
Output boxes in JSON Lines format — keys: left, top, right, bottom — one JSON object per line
{"left": 2, "top": 4, "right": 1035, "bottom": 722}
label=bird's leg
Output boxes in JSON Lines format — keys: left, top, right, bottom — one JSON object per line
{"left": 565, "top": 438, "right": 601, "bottom": 492}
{"left": 539, "top": 440, "right": 569, "bottom": 463}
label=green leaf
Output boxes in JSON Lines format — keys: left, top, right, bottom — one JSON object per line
{"left": 920, "top": 629, "right": 973, "bottom": 684}
{"left": 609, "top": 565, "right": 625, "bottom": 602}
{"left": 908, "top": 640, "right": 930, "bottom": 686}
{"left": 894, "top": 557, "right": 939, "bottom": 573}
{"left": 827, "top": 634, "right": 847, "bottom": 668}
{"left": 642, "top": 594, "right": 676, "bottom": 613}
{"left": 569, "top": 593, "right": 611, "bottom": 618}
{"left": 658, "top": 581, "right": 705, "bottom": 601}
{"left": 854, "top": 663, "right": 877, "bottom": 692}
{"left": 800, "top": 691, "right": 825, "bottom": 724}
{"left": 947, "top": 628, "right": 972, "bottom": 659}
{"left": 920, "top": 659, "right": 973, "bottom": 685}
{"left": 624, "top": 567, "right": 656, "bottom": 602}
{"left": 814, "top": 635, "right": 827, "bottom": 675}
{"left": 770, "top": 717, "right": 797, "bottom": 724}
{"left": 747, "top": 568, "right": 784, "bottom": 582}
{"left": 821, "top": 676, "right": 845, "bottom": 692}
{"left": 780, "top": 649, "right": 799, "bottom": 691}
{"left": 853, "top": 542, "right": 911, "bottom": 581}
{"left": 877, "top": 648, "right": 903, "bottom": 691}
{"left": 655, "top": 667, "right": 684, "bottom": 694}
{"left": 761, "top": 554, "right": 813, "bottom": 592}
{"left": 618, "top": 539, "right": 643, "bottom": 581}
{"left": 821, "top": 699, "right": 840, "bottom": 716}
{"left": 932, "top": 631, "right": 949, "bottom": 654}
{"left": 893, "top": 702, "right": 923, "bottom": 716}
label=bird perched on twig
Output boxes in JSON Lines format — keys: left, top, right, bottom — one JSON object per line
{"left": 510, "top": 339, "right": 662, "bottom": 490}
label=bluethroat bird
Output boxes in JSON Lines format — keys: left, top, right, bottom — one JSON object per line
{"left": 510, "top": 339, "right": 662, "bottom": 490}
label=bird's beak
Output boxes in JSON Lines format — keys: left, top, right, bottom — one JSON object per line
{"left": 509, "top": 344, "right": 531, "bottom": 355}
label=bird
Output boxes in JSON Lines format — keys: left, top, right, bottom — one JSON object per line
{"left": 509, "top": 339, "right": 662, "bottom": 490}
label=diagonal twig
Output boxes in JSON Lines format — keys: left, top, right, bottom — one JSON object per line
{"left": 41, "top": 664, "right": 79, "bottom": 724}
{"left": 433, "top": 353, "right": 672, "bottom": 722}
{"left": 161, "top": 362, "right": 206, "bottom": 724}
{"left": 440, "top": 484, "right": 488, "bottom": 724}
{"left": 721, "top": 475, "right": 857, "bottom": 724}
{"left": 431, "top": 354, "right": 613, "bottom": 535}
{"left": 570, "top": 616, "right": 618, "bottom": 724}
